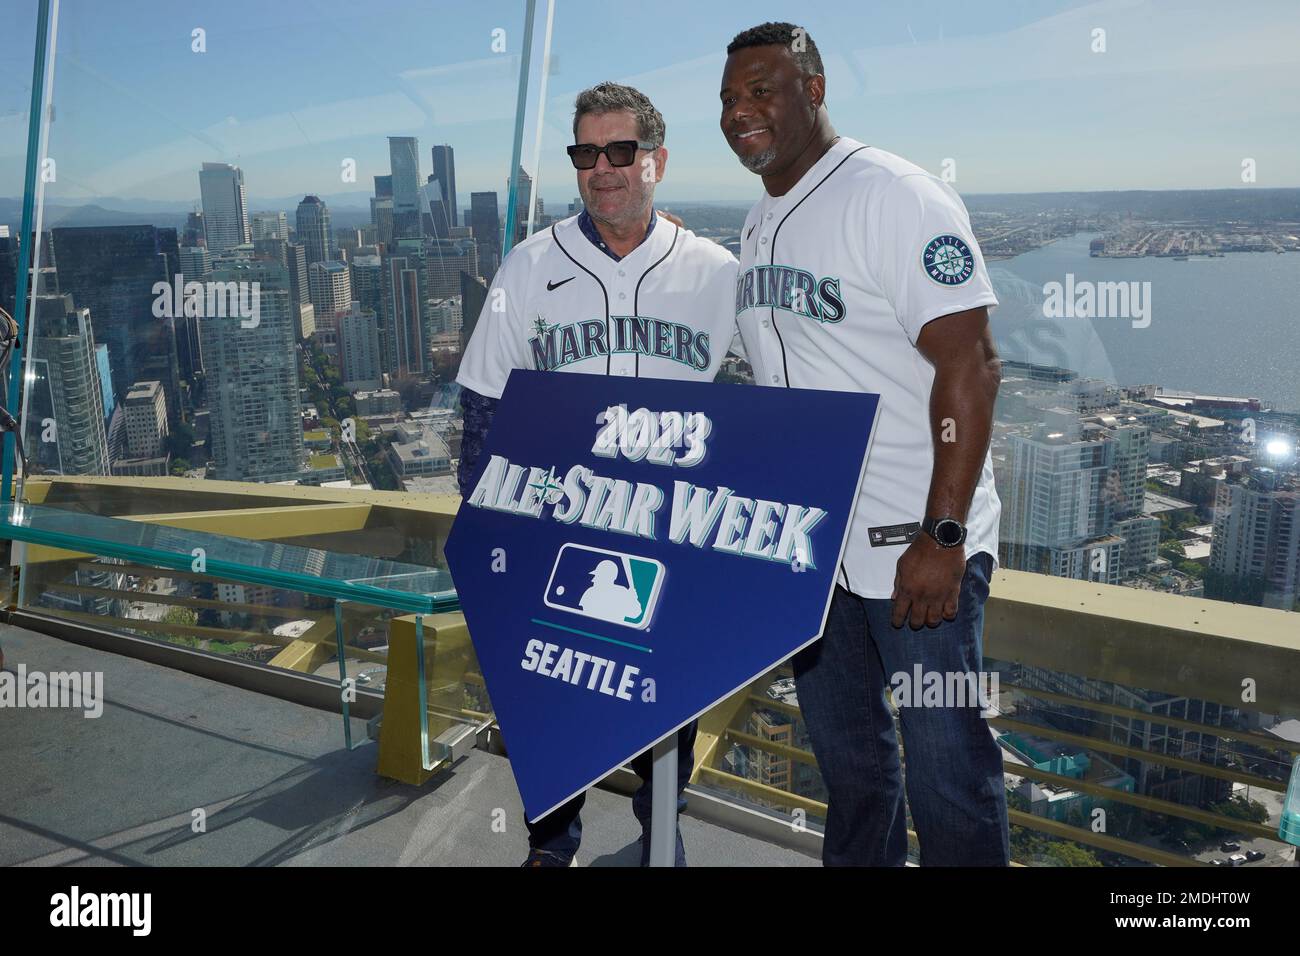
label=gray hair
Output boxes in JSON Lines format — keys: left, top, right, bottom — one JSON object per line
{"left": 572, "top": 82, "right": 665, "bottom": 148}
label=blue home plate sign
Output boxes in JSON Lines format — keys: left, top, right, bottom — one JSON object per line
{"left": 444, "top": 370, "right": 879, "bottom": 821}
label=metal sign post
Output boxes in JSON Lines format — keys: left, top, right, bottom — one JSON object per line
{"left": 647, "top": 736, "right": 677, "bottom": 867}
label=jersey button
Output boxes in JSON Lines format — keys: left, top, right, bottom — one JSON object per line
{"left": 618, "top": 269, "right": 626, "bottom": 277}
{"left": 619, "top": 292, "right": 627, "bottom": 299}
{"left": 761, "top": 319, "right": 770, "bottom": 328}
{"left": 760, "top": 236, "right": 769, "bottom": 245}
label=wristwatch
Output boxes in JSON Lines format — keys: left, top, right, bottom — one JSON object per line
{"left": 921, "top": 516, "right": 967, "bottom": 548}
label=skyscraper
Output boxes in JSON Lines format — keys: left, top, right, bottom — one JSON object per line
{"left": 508, "top": 167, "right": 533, "bottom": 245}
{"left": 28, "top": 293, "right": 110, "bottom": 476}
{"left": 251, "top": 211, "right": 287, "bottom": 241}
{"left": 48, "top": 224, "right": 182, "bottom": 426}
{"left": 1001, "top": 418, "right": 1123, "bottom": 583}
{"left": 308, "top": 260, "right": 352, "bottom": 339}
{"left": 0, "top": 225, "right": 17, "bottom": 318}
{"left": 386, "top": 253, "right": 425, "bottom": 377}
{"left": 424, "top": 238, "right": 479, "bottom": 298}
{"left": 202, "top": 258, "right": 305, "bottom": 482}
{"left": 422, "top": 175, "right": 453, "bottom": 239}
{"left": 339, "top": 303, "right": 383, "bottom": 391}
{"left": 295, "top": 195, "right": 335, "bottom": 266}
{"left": 350, "top": 253, "right": 387, "bottom": 373}
{"left": 388, "top": 136, "right": 422, "bottom": 239}
{"left": 430, "top": 144, "right": 458, "bottom": 228}
{"left": 182, "top": 211, "right": 205, "bottom": 247}
{"left": 122, "top": 380, "right": 169, "bottom": 460}
{"left": 198, "top": 162, "right": 251, "bottom": 254}
{"left": 460, "top": 271, "right": 488, "bottom": 352}
{"left": 1210, "top": 469, "right": 1300, "bottom": 609}
{"left": 470, "top": 191, "right": 501, "bottom": 281}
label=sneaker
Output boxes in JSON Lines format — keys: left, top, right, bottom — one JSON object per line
{"left": 521, "top": 849, "right": 577, "bottom": 867}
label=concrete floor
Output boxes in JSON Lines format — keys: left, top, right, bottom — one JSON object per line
{"left": 0, "top": 624, "right": 817, "bottom": 867}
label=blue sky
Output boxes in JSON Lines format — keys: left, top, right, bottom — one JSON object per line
{"left": 2, "top": 0, "right": 1298, "bottom": 210}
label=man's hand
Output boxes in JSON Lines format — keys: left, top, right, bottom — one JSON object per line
{"left": 890, "top": 535, "right": 965, "bottom": 629}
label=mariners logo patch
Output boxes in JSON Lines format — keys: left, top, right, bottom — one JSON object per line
{"left": 922, "top": 234, "right": 975, "bottom": 286}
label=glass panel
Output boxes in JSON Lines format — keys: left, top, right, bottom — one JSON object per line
{"left": 2, "top": 501, "right": 454, "bottom": 613}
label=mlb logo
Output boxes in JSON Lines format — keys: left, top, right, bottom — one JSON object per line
{"left": 543, "top": 543, "right": 665, "bottom": 631}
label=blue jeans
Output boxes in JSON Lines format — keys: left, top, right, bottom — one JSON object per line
{"left": 792, "top": 552, "right": 1009, "bottom": 866}
{"left": 526, "top": 720, "right": 697, "bottom": 865}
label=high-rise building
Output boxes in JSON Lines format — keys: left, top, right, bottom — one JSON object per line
{"left": 182, "top": 211, "right": 205, "bottom": 247}
{"left": 28, "top": 293, "right": 110, "bottom": 476}
{"left": 308, "top": 260, "right": 352, "bottom": 339}
{"left": 422, "top": 175, "right": 453, "bottom": 239}
{"left": 350, "top": 253, "right": 387, "bottom": 373}
{"left": 178, "top": 245, "right": 210, "bottom": 278}
{"left": 198, "top": 162, "right": 251, "bottom": 254}
{"left": 122, "top": 379, "right": 169, "bottom": 460}
{"left": 295, "top": 195, "right": 335, "bottom": 266}
{"left": 94, "top": 345, "right": 115, "bottom": 424}
{"left": 251, "top": 211, "right": 287, "bottom": 241}
{"left": 424, "top": 238, "right": 479, "bottom": 298}
{"left": 470, "top": 191, "right": 501, "bottom": 281}
{"left": 1210, "top": 469, "right": 1300, "bottom": 609}
{"left": 373, "top": 174, "right": 393, "bottom": 198}
{"left": 386, "top": 253, "right": 425, "bottom": 377}
{"left": 201, "top": 258, "right": 305, "bottom": 482}
{"left": 370, "top": 196, "right": 394, "bottom": 251}
{"left": 388, "top": 136, "right": 422, "bottom": 239}
{"left": 339, "top": 302, "right": 383, "bottom": 391}
{"left": 508, "top": 167, "right": 533, "bottom": 245}
{"left": 430, "top": 145, "right": 458, "bottom": 229}
{"left": 0, "top": 225, "right": 17, "bottom": 318}
{"left": 460, "top": 271, "right": 488, "bottom": 352}
{"left": 1001, "top": 418, "right": 1123, "bottom": 583}
{"left": 48, "top": 224, "right": 182, "bottom": 427}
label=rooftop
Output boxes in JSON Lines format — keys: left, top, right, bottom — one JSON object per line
{"left": 0, "top": 624, "right": 813, "bottom": 868}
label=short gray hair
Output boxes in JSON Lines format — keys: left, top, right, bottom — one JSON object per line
{"left": 572, "top": 82, "right": 665, "bottom": 148}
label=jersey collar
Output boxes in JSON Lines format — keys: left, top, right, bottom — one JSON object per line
{"left": 759, "top": 136, "right": 867, "bottom": 217}
{"left": 554, "top": 210, "right": 676, "bottom": 276}
{"left": 577, "top": 207, "right": 656, "bottom": 261}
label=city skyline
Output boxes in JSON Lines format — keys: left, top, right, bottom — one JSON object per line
{"left": 3, "top": 0, "right": 1300, "bottom": 208}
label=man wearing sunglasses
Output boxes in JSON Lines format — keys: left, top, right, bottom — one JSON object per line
{"left": 456, "top": 82, "right": 740, "bottom": 867}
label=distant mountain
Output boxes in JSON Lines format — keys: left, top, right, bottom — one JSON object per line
{"left": 5, "top": 187, "right": 1298, "bottom": 237}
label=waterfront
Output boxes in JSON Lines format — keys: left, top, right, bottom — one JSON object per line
{"left": 989, "top": 233, "right": 1299, "bottom": 413}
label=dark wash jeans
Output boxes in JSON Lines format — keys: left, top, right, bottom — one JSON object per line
{"left": 792, "top": 551, "right": 1009, "bottom": 866}
{"left": 525, "top": 720, "right": 697, "bottom": 865}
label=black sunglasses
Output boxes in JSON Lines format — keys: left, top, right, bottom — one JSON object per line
{"left": 567, "top": 140, "right": 656, "bottom": 169}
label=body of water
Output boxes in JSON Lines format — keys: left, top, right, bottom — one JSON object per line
{"left": 986, "top": 233, "right": 1299, "bottom": 413}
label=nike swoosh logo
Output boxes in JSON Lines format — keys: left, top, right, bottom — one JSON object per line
{"left": 746, "top": 224, "right": 756, "bottom": 240}
{"left": 547, "top": 276, "right": 576, "bottom": 291}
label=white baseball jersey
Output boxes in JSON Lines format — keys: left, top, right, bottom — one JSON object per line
{"left": 457, "top": 214, "right": 738, "bottom": 398}
{"left": 734, "top": 137, "right": 1001, "bottom": 599}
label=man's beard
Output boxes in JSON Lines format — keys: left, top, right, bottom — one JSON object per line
{"left": 739, "top": 146, "right": 778, "bottom": 174}
{"left": 585, "top": 189, "right": 652, "bottom": 229}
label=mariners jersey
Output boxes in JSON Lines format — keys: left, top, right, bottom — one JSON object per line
{"left": 457, "top": 214, "right": 738, "bottom": 398}
{"left": 734, "top": 137, "right": 1001, "bottom": 599}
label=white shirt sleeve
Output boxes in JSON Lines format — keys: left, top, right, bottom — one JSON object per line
{"left": 455, "top": 254, "right": 531, "bottom": 399}
{"left": 869, "top": 173, "right": 999, "bottom": 345}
